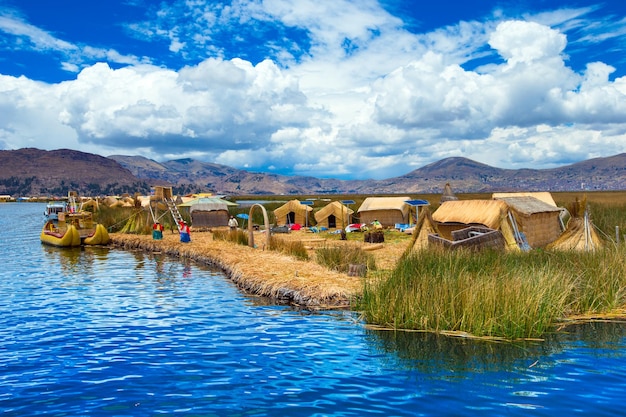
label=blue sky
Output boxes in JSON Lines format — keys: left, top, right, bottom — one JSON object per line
{"left": 1, "top": 0, "right": 626, "bottom": 180}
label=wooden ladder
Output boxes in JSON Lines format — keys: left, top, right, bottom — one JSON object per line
{"left": 165, "top": 197, "right": 184, "bottom": 230}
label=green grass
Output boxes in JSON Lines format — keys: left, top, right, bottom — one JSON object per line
{"left": 359, "top": 246, "right": 626, "bottom": 340}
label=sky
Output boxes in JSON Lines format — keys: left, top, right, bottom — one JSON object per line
{"left": 1, "top": 1, "right": 626, "bottom": 180}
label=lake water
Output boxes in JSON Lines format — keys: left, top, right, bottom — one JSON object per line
{"left": 2, "top": 203, "right": 626, "bottom": 416}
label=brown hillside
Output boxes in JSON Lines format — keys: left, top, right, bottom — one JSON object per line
{"left": 0, "top": 148, "right": 149, "bottom": 196}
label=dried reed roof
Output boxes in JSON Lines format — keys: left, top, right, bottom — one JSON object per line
{"left": 406, "top": 206, "right": 439, "bottom": 252}
{"left": 357, "top": 196, "right": 410, "bottom": 214}
{"left": 494, "top": 196, "right": 562, "bottom": 215}
{"left": 433, "top": 199, "right": 509, "bottom": 229}
{"left": 314, "top": 201, "right": 353, "bottom": 223}
{"left": 180, "top": 197, "right": 237, "bottom": 213}
{"left": 492, "top": 192, "right": 557, "bottom": 207}
{"left": 546, "top": 216, "right": 603, "bottom": 251}
{"left": 274, "top": 199, "right": 313, "bottom": 217}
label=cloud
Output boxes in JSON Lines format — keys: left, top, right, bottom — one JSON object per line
{"left": 1, "top": 2, "right": 626, "bottom": 180}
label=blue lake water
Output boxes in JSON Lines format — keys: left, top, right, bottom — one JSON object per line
{"left": 2, "top": 203, "right": 626, "bottom": 416}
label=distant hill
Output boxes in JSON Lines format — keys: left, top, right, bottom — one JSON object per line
{"left": 0, "top": 148, "right": 150, "bottom": 197}
{"left": 1, "top": 148, "right": 625, "bottom": 197}
{"left": 111, "top": 153, "right": 626, "bottom": 194}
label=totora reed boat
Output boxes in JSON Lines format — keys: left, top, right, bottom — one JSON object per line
{"left": 40, "top": 192, "right": 110, "bottom": 247}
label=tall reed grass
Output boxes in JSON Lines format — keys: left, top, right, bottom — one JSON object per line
{"left": 360, "top": 246, "right": 626, "bottom": 339}
{"left": 212, "top": 228, "right": 249, "bottom": 246}
{"left": 269, "top": 236, "right": 309, "bottom": 260}
{"left": 315, "top": 245, "right": 377, "bottom": 273}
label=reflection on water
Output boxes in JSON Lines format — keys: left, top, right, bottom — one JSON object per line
{"left": 369, "top": 321, "right": 626, "bottom": 374}
{"left": 368, "top": 328, "right": 552, "bottom": 374}
{"left": 3, "top": 203, "right": 626, "bottom": 416}
{"left": 42, "top": 245, "right": 110, "bottom": 275}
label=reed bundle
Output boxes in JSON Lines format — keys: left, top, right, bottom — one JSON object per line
{"left": 110, "top": 232, "right": 362, "bottom": 308}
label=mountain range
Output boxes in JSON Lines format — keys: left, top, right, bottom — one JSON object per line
{"left": 1, "top": 148, "right": 625, "bottom": 197}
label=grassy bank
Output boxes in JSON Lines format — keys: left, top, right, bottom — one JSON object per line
{"left": 360, "top": 246, "right": 626, "bottom": 340}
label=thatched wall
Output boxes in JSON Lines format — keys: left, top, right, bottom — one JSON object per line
{"left": 191, "top": 210, "right": 229, "bottom": 227}
{"left": 357, "top": 197, "right": 410, "bottom": 227}
{"left": 314, "top": 201, "right": 354, "bottom": 229}
{"left": 495, "top": 196, "right": 563, "bottom": 248}
{"left": 512, "top": 211, "right": 562, "bottom": 248}
{"left": 273, "top": 200, "right": 313, "bottom": 226}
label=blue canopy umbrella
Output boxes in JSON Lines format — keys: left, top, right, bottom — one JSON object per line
{"left": 236, "top": 213, "right": 249, "bottom": 228}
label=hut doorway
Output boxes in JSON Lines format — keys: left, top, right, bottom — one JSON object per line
{"left": 328, "top": 214, "right": 337, "bottom": 228}
{"left": 287, "top": 212, "right": 296, "bottom": 224}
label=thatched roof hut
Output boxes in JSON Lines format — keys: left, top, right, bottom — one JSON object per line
{"left": 357, "top": 196, "right": 410, "bottom": 227}
{"left": 179, "top": 197, "right": 238, "bottom": 228}
{"left": 406, "top": 207, "right": 439, "bottom": 252}
{"left": 273, "top": 199, "right": 313, "bottom": 226}
{"left": 546, "top": 216, "right": 602, "bottom": 251}
{"left": 432, "top": 199, "right": 519, "bottom": 250}
{"left": 102, "top": 196, "right": 118, "bottom": 207}
{"left": 440, "top": 183, "right": 458, "bottom": 203}
{"left": 492, "top": 192, "right": 557, "bottom": 207}
{"left": 314, "top": 201, "right": 354, "bottom": 229}
{"left": 546, "top": 198, "right": 603, "bottom": 252}
{"left": 493, "top": 195, "right": 563, "bottom": 248}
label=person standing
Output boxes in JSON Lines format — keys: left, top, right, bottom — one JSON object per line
{"left": 179, "top": 221, "right": 191, "bottom": 243}
{"left": 152, "top": 222, "right": 164, "bottom": 240}
{"left": 228, "top": 216, "right": 239, "bottom": 231}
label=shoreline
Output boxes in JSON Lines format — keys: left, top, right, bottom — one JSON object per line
{"left": 110, "top": 231, "right": 365, "bottom": 308}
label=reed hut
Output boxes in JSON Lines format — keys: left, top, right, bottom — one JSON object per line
{"left": 432, "top": 199, "right": 519, "bottom": 250}
{"left": 357, "top": 196, "right": 410, "bottom": 227}
{"left": 314, "top": 201, "right": 353, "bottom": 229}
{"left": 492, "top": 192, "right": 557, "bottom": 207}
{"left": 179, "top": 197, "right": 238, "bottom": 228}
{"left": 492, "top": 195, "right": 564, "bottom": 248}
{"left": 546, "top": 198, "right": 603, "bottom": 252}
{"left": 273, "top": 199, "right": 313, "bottom": 226}
{"left": 440, "top": 182, "right": 458, "bottom": 203}
{"left": 102, "top": 196, "right": 118, "bottom": 207}
{"left": 406, "top": 206, "right": 439, "bottom": 252}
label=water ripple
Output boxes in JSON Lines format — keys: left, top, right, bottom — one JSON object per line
{"left": 2, "top": 204, "right": 626, "bottom": 416}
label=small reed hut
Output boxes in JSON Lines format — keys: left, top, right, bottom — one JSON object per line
{"left": 492, "top": 194, "right": 564, "bottom": 248}
{"left": 273, "top": 199, "right": 313, "bottom": 227}
{"left": 179, "top": 197, "right": 238, "bottom": 228}
{"left": 440, "top": 182, "right": 459, "bottom": 203}
{"left": 432, "top": 199, "right": 519, "bottom": 251}
{"left": 546, "top": 197, "right": 603, "bottom": 252}
{"left": 357, "top": 196, "right": 410, "bottom": 227}
{"left": 314, "top": 201, "right": 353, "bottom": 229}
{"left": 406, "top": 206, "right": 439, "bottom": 252}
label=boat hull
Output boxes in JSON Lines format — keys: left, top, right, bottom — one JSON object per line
{"left": 83, "top": 224, "right": 110, "bottom": 245}
{"left": 40, "top": 224, "right": 81, "bottom": 247}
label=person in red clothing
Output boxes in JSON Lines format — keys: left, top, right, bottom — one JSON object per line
{"left": 179, "top": 221, "right": 191, "bottom": 243}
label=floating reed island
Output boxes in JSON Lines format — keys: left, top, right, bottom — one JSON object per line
{"left": 109, "top": 230, "right": 379, "bottom": 308}
{"left": 104, "top": 191, "right": 626, "bottom": 340}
